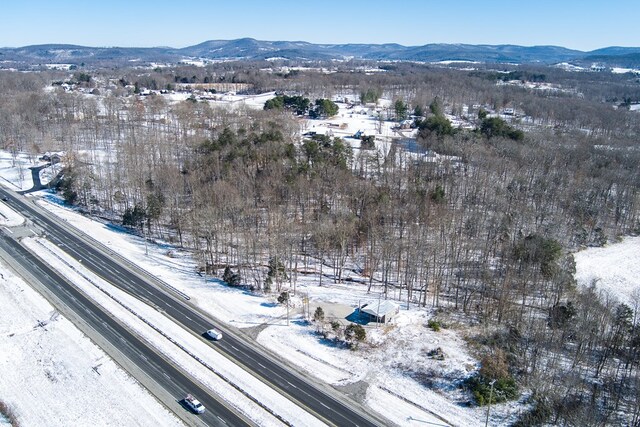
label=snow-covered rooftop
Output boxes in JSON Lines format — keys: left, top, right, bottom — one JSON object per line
{"left": 361, "top": 300, "right": 399, "bottom": 317}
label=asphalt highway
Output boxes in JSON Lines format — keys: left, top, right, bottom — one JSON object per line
{"left": 0, "top": 189, "right": 384, "bottom": 427}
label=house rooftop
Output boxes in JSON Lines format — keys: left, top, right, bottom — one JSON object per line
{"left": 361, "top": 300, "right": 399, "bottom": 317}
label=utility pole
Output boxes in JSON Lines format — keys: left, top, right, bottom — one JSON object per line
{"left": 303, "top": 293, "right": 309, "bottom": 320}
{"left": 376, "top": 291, "right": 381, "bottom": 328}
{"left": 141, "top": 219, "right": 148, "bottom": 256}
{"left": 485, "top": 379, "right": 496, "bottom": 427}
{"left": 286, "top": 290, "right": 290, "bottom": 326}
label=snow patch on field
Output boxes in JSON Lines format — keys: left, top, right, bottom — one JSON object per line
{"left": 0, "top": 151, "right": 37, "bottom": 191}
{"left": 611, "top": 67, "right": 640, "bottom": 74}
{"left": 574, "top": 235, "right": 640, "bottom": 306}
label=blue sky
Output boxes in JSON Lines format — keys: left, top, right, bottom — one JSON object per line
{"left": 1, "top": 0, "right": 638, "bottom": 51}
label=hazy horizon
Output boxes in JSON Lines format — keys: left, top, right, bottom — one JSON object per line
{"left": 3, "top": 38, "right": 639, "bottom": 52}
{"left": 1, "top": 0, "right": 639, "bottom": 51}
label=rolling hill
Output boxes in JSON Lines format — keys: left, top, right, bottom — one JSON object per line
{"left": 1, "top": 38, "right": 638, "bottom": 67}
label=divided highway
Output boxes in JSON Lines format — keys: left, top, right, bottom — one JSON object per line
{"left": 0, "top": 221, "right": 249, "bottom": 427}
{"left": 0, "top": 189, "right": 384, "bottom": 427}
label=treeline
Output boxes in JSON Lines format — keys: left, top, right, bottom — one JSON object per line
{"left": 263, "top": 94, "right": 339, "bottom": 118}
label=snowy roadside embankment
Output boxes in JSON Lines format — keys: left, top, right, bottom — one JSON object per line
{"left": 37, "top": 196, "right": 291, "bottom": 327}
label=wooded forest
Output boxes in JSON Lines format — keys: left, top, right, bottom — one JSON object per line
{"left": 1, "top": 61, "right": 639, "bottom": 425}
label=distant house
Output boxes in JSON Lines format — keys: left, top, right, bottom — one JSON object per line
{"left": 399, "top": 119, "right": 413, "bottom": 129}
{"left": 360, "top": 301, "right": 399, "bottom": 324}
{"left": 327, "top": 123, "right": 348, "bottom": 129}
{"left": 41, "top": 152, "right": 64, "bottom": 164}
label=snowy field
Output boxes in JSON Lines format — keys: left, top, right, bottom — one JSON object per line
{"left": 164, "top": 91, "right": 277, "bottom": 111}
{"left": 574, "top": 236, "right": 640, "bottom": 307}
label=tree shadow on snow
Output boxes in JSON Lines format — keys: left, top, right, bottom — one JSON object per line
{"left": 260, "top": 301, "right": 278, "bottom": 308}
{"left": 345, "top": 309, "right": 371, "bottom": 325}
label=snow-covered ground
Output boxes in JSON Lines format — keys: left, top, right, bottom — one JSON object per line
{"left": 611, "top": 67, "right": 640, "bottom": 75}
{"left": 164, "top": 91, "right": 276, "bottom": 110}
{"left": 574, "top": 235, "right": 640, "bottom": 307}
{"left": 0, "top": 151, "right": 38, "bottom": 192}
{"left": 304, "top": 100, "right": 402, "bottom": 143}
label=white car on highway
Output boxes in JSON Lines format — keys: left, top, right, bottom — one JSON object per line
{"left": 184, "top": 394, "right": 205, "bottom": 414}
{"left": 205, "top": 328, "right": 223, "bottom": 340}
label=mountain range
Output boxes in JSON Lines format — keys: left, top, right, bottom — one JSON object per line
{"left": 1, "top": 38, "right": 640, "bottom": 68}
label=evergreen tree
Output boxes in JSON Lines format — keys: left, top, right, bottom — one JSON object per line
{"left": 310, "top": 99, "right": 339, "bottom": 118}
{"left": 419, "top": 115, "right": 454, "bottom": 138}
{"left": 313, "top": 306, "right": 325, "bottom": 323}
{"left": 345, "top": 324, "right": 366, "bottom": 348}
{"left": 394, "top": 99, "right": 408, "bottom": 121}
{"left": 122, "top": 204, "right": 146, "bottom": 228}
{"left": 223, "top": 266, "right": 242, "bottom": 287}
{"left": 479, "top": 116, "right": 524, "bottom": 141}
{"left": 57, "top": 167, "right": 79, "bottom": 205}
{"left": 277, "top": 291, "right": 290, "bottom": 304}
{"left": 360, "top": 88, "right": 381, "bottom": 104}
{"left": 429, "top": 96, "right": 443, "bottom": 116}
{"left": 266, "top": 256, "right": 288, "bottom": 291}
